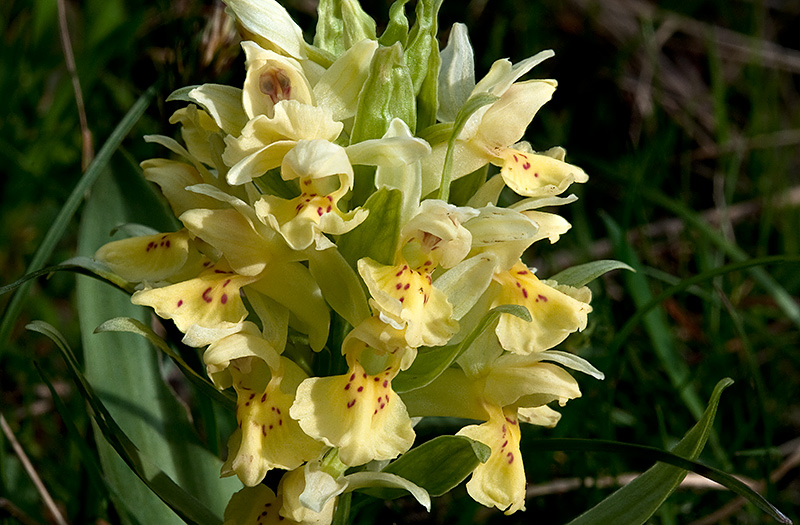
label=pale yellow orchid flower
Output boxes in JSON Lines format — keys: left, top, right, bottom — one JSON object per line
{"left": 222, "top": 356, "right": 326, "bottom": 487}
{"left": 254, "top": 139, "right": 368, "bottom": 251}
{"left": 94, "top": 229, "right": 204, "bottom": 284}
{"left": 491, "top": 262, "right": 592, "bottom": 355}
{"left": 290, "top": 317, "right": 415, "bottom": 467}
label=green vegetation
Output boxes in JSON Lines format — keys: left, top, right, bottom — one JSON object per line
{"left": 2, "top": 0, "right": 798, "bottom": 523}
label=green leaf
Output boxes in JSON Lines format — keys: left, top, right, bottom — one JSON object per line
{"left": 76, "top": 168, "right": 238, "bottom": 524}
{"left": 549, "top": 259, "right": 634, "bottom": 288}
{"left": 338, "top": 187, "right": 403, "bottom": 267}
{"left": 393, "top": 304, "right": 529, "bottom": 393}
{"left": 565, "top": 378, "right": 756, "bottom": 525}
{"left": 0, "top": 256, "right": 134, "bottom": 297}
{"left": 603, "top": 213, "right": 729, "bottom": 467}
{"left": 314, "top": 0, "right": 345, "bottom": 56}
{"left": 350, "top": 43, "right": 416, "bottom": 143}
{"left": 308, "top": 247, "right": 371, "bottom": 327}
{"left": 378, "top": 0, "right": 410, "bottom": 47}
{"left": 364, "top": 436, "right": 489, "bottom": 499}
{"left": 404, "top": 0, "right": 443, "bottom": 95}
{"left": 94, "top": 317, "right": 236, "bottom": 411}
{"left": 0, "top": 83, "right": 157, "bottom": 349}
{"left": 26, "top": 321, "right": 224, "bottom": 525}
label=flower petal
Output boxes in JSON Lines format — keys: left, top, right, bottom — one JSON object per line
{"left": 290, "top": 361, "right": 414, "bottom": 466}
{"left": 226, "top": 357, "right": 325, "bottom": 486}
{"left": 499, "top": 146, "right": 588, "bottom": 198}
{"left": 94, "top": 230, "right": 193, "bottom": 283}
{"left": 457, "top": 406, "right": 526, "bottom": 514}
{"left": 242, "top": 41, "right": 313, "bottom": 119}
{"left": 223, "top": 484, "right": 282, "bottom": 525}
{"left": 358, "top": 258, "right": 458, "bottom": 348}
{"left": 492, "top": 262, "right": 592, "bottom": 354}
{"left": 131, "top": 265, "right": 256, "bottom": 335}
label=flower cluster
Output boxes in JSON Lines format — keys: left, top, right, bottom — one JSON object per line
{"left": 93, "top": 0, "right": 603, "bottom": 520}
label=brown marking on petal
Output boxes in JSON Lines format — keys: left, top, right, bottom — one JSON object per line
{"left": 502, "top": 440, "right": 508, "bottom": 448}
{"left": 395, "top": 283, "right": 402, "bottom": 290}
{"left": 278, "top": 419, "right": 282, "bottom": 426}
{"left": 221, "top": 293, "right": 228, "bottom": 304}
{"left": 261, "top": 425, "right": 267, "bottom": 436}
{"left": 350, "top": 373, "right": 356, "bottom": 381}
{"left": 344, "top": 384, "right": 351, "bottom": 390}
{"left": 326, "top": 205, "right": 332, "bottom": 213}
{"left": 513, "top": 154, "right": 518, "bottom": 162}
{"left": 362, "top": 373, "right": 367, "bottom": 378}
{"left": 522, "top": 161, "right": 531, "bottom": 170}
{"left": 517, "top": 269, "right": 528, "bottom": 274}
{"left": 424, "top": 260, "right": 432, "bottom": 266}
{"left": 357, "top": 386, "right": 364, "bottom": 392}
{"left": 303, "top": 179, "right": 312, "bottom": 186}
{"left": 426, "top": 274, "right": 432, "bottom": 285}
{"left": 177, "top": 300, "right": 183, "bottom": 307}
{"left": 522, "top": 288, "right": 528, "bottom": 299}
{"left": 374, "top": 377, "right": 380, "bottom": 382}
{"left": 261, "top": 393, "right": 267, "bottom": 403}
{"left": 423, "top": 293, "right": 429, "bottom": 304}
{"left": 165, "top": 240, "right": 171, "bottom": 248}
{"left": 395, "top": 268, "right": 404, "bottom": 277}
{"left": 403, "top": 283, "right": 410, "bottom": 290}
{"left": 380, "top": 403, "right": 385, "bottom": 409}
{"left": 373, "top": 409, "right": 378, "bottom": 415}
{"left": 214, "top": 269, "right": 227, "bottom": 274}
{"left": 399, "top": 297, "right": 405, "bottom": 303}
{"left": 276, "top": 408, "right": 280, "bottom": 415}
{"left": 534, "top": 172, "right": 539, "bottom": 178}
{"left": 269, "top": 424, "right": 273, "bottom": 429}
{"left": 317, "top": 207, "right": 323, "bottom": 216}
{"left": 538, "top": 294, "right": 548, "bottom": 302}
{"left": 507, "top": 452, "right": 514, "bottom": 464}
{"left": 505, "top": 416, "right": 518, "bottom": 425}
{"left": 259, "top": 67, "right": 292, "bottom": 104}
{"left": 223, "top": 279, "right": 231, "bottom": 287}
{"left": 347, "top": 399, "right": 356, "bottom": 408}
{"left": 515, "top": 281, "right": 521, "bottom": 288}
{"left": 383, "top": 380, "right": 388, "bottom": 388}
{"left": 249, "top": 393, "right": 256, "bottom": 400}
{"left": 244, "top": 402, "right": 250, "bottom": 406}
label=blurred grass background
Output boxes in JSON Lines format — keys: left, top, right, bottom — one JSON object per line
{"left": 1, "top": 0, "right": 799, "bottom": 523}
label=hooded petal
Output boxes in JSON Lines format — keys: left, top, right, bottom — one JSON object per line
{"left": 278, "top": 466, "right": 338, "bottom": 524}
{"left": 242, "top": 41, "right": 314, "bottom": 119}
{"left": 290, "top": 361, "right": 414, "bottom": 466}
{"left": 203, "top": 321, "right": 283, "bottom": 389}
{"left": 457, "top": 406, "right": 526, "bottom": 514}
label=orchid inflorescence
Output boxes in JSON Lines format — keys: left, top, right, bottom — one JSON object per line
{"left": 92, "top": 0, "right": 607, "bottom": 521}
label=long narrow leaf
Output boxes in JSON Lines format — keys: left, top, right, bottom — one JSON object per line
{"left": 94, "top": 317, "right": 236, "bottom": 411}
{"left": 76, "top": 168, "right": 237, "bottom": 524}
{"left": 0, "top": 257, "right": 135, "bottom": 297}
{"left": 0, "top": 84, "right": 158, "bottom": 348}
{"left": 608, "top": 254, "right": 800, "bottom": 356}
{"left": 26, "top": 321, "right": 223, "bottom": 525}
{"left": 564, "top": 378, "right": 790, "bottom": 525}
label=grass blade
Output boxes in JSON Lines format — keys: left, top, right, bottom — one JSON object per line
{"left": 26, "top": 321, "right": 223, "bottom": 525}
{"left": 0, "top": 84, "right": 158, "bottom": 348}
